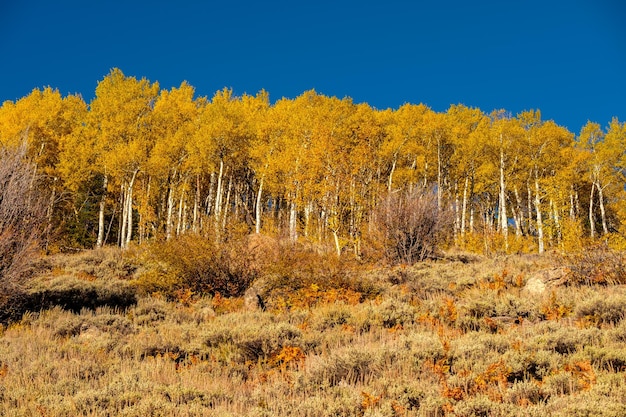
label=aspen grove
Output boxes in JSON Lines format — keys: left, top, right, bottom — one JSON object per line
{"left": 1, "top": 68, "right": 625, "bottom": 255}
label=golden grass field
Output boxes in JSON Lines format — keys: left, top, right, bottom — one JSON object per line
{"left": 1, "top": 245, "right": 626, "bottom": 416}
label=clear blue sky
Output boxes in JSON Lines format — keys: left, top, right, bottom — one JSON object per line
{"left": 1, "top": 0, "right": 624, "bottom": 134}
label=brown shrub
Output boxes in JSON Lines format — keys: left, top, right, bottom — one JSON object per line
{"left": 0, "top": 144, "right": 48, "bottom": 323}
{"left": 564, "top": 244, "right": 626, "bottom": 285}
{"left": 136, "top": 234, "right": 256, "bottom": 298}
{"left": 371, "top": 189, "right": 450, "bottom": 264}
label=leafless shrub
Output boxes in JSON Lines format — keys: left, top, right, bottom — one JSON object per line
{"left": 565, "top": 244, "right": 626, "bottom": 285}
{"left": 0, "top": 144, "right": 48, "bottom": 322}
{"left": 373, "top": 189, "right": 449, "bottom": 264}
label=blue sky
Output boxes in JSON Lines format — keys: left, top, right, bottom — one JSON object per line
{"left": 1, "top": 0, "right": 624, "bottom": 134}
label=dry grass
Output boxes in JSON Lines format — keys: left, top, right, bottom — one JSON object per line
{"left": 1, "top": 248, "right": 626, "bottom": 416}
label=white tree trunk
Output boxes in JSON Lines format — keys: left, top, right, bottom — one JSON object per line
{"left": 255, "top": 177, "right": 264, "bottom": 234}
{"left": 193, "top": 174, "right": 200, "bottom": 233}
{"left": 124, "top": 170, "right": 138, "bottom": 248}
{"left": 96, "top": 173, "right": 108, "bottom": 248}
{"left": 535, "top": 176, "right": 544, "bottom": 254}
{"left": 176, "top": 187, "right": 185, "bottom": 236}
{"left": 461, "top": 175, "right": 469, "bottom": 236}
{"left": 499, "top": 142, "right": 508, "bottom": 249}
{"left": 214, "top": 159, "right": 224, "bottom": 217}
{"left": 589, "top": 182, "right": 596, "bottom": 239}
{"left": 598, "top": 182, "right": 609, "bottom": 235}
{"left": 388, "top": 157, "right": 397, "bottom": 192}
{"left": 166, "top": 184, "right": 174, "bottom": 241}
{"left": 289, "top": 200, "right": 297, "bottom": 242}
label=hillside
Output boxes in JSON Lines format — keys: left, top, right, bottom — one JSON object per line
{"left": 1, "top": 245, "right": 625, "bottom": 416}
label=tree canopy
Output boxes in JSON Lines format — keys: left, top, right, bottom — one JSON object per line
{"left": 1, "top": 68, "right": 625, "bottom": 255}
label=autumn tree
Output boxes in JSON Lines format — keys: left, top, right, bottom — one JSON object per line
{"left": 82, "top": 68, "right": 159, "bottom": 248}
{"left": 0, "top": 88, "right": 87, "bottom": 247}
{"left": 149, "top": 82, "right": 201, "bottom": 240}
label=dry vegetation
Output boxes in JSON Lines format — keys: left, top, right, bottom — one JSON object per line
{"left": 1, "top": 241, "right": 626, "bottom": 417}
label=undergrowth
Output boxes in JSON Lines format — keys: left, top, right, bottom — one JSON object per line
{"left": 1, "top": 241, "right": 626, "bottom": 416}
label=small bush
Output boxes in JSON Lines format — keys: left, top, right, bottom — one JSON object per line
{"left": 52, "top": 311, "right": 135, "bottom": 338}
{"left": 202, "top": 314, "right": 304, "bottom": 364}
{"left": 375, "top": 299, "right": 417, "bottom": 328}
{"left": 27, "top": 275, "right": 137, "bottom": 313}
{"left": 575, "top": 294, "right": 626, "bottom": 326}
{"left": 136, "top": 234, "right": 256, "bottom": 298}
{"left": 372, "top": 189, "right": 450, "bottom": 264}
{"left": 585, "top": 346, "right": 626, "bottom": 372}
{"left": 307, "top": 347, "right": 381, "bottom": 386}
{"left": 258, "top": 243, "right": 380, "bottom": 309}
{"left": 565, "top": 245, "right": 626, "bottom": 285}
{"left": 506, "top": 381, "right": 549, "bottom": 405}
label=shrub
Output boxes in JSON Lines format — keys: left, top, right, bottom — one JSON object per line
{"left": 372, "top": 189, "right": 450, "bottom": 264}
{"left": 584, "top": 346, "right": 626, "bottom": 372}
{"left": 202, "top": 313, "right": 304, "bottom": 364}
{"left": 0, "top": 144, "right": 48, "bottom": 323}
{"left": 564, "top": 245, "right": 626, "bottom": 285}
{"left": 376, "top": 299, "right": 417, "bottom": 329}
{"left": 257, "top": 243, "right": 380, "bottom": 309}
{"left": 307, "top": 347, "right": 381, "bottom": 386}
{"left": 27, "top": 275, "right": 137, "bottom": 313}
{"left": 136, "top": 234, "right": 256, "bottom": 298}
{"left": 505, "top": 381, "right": 549, "bottom": 405}
{"left": 575, "top": 294, "right": 626, "bottom": 326}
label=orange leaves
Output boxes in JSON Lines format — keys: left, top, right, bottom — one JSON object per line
{"left": 564, "top": 360, "right": 596, "bottom": 391}
{"left": 541, "top": 290, "right": 571, "bottom": 321}
{"left": 269, "top": 346, "right": 306, "bottom": 371}
{"left": 361, "top": 391, "right": 382, "bottom": 410}
{"left": 438, "top": 296, "right": 458, "bottom": 325}
{"left": 277, "top": 284, "right": 363, "bottom": 311}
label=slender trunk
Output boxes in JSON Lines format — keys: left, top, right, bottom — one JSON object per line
{"left": 176, "top": 187, "right": 185, "bottom": 236}
{"left": 125, "top": 185, "right": 133, "bottom": 247}
{"left": 221, "top": 176, "right": 232, "bottom": 232}
{"left": 461, "top": 175, "right": 469, "bottom": 236}
{"left": 166, "top": 183, "right": 174, "bottom": 240}
{"left": 514, "top": 187, "right": 523, "bottom": 236}
{"left": 304, "top": 201, "right": 311, "bottom": 238}
{"left": 333, "top": 229, "right": 341, "bottom": 257}
{"left": 120, "top": 184, "right": 127, "bottom": 248}
{"left": 589, "top": 182, "right": 596, "bottom": 239}
{"left": 597, "top": 182, "right": 609, "bottom": 235}
{"left": 454, "top": 182, "right": 460, "bottom": 240}
{"left": 124, "top": 170, "right": 138, "bottom": 248}
{"left": 193, "top": 174, "right": 200, "bottom": 233}
{"left": 289, "top": 199, "right": 297, "bottom": 242}
{"left": 182, "top": 198, "right": 188, "bottom": 234}
{"left": 552, "top": 199, "right": 561, "bottom": 245}
{"left": 96, "top": 173, "right": 108, "bottom": 248}
{"left": 535, "top": 176, "right": 544, "bottom": 254}
{"left": 527, "top": 182, "right": 533, "bottom": 235}
{"left": 499, "top": 141, "right": 508, "bottom": 249}
{"left": 437, "top": 137, "right": 442, "bottom": 210}
{"left": 215, "top": 159, "right": 224, "bottom": 217}
{"left": 206, "top": 172, "right": 215, "bottom": 216}
{"left": 569, "top": 185, "right": 576, "bottom": 220}
{"left": 255, "top": 177, "right": 264, "bottom": 234}
{"left": 388, "top": 157, "right": 397, "bottom": 192}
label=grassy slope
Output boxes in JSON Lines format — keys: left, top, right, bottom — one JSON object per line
{"left": 1, "top": 249, "right": 626, "bottom": 416}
